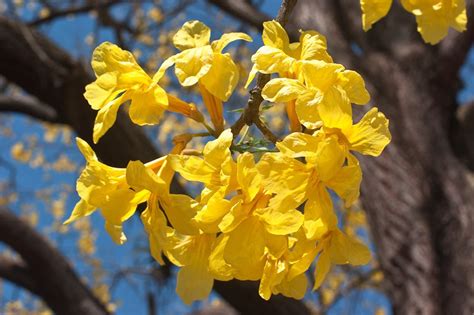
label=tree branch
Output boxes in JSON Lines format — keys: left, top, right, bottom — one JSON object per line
{"left": 230, "top": 0, "right": 298, "bottom": 142}
{"left": 28, "top": 0, "right": 124, "bottom": 26}
{"left": 0, "top": 208, "right": 109, "bottom": 315}
{"left": 0, "top": 94, "right": 58, "bottom": 122}
{"left": 0, "top": 255, "right": 38, "bottom": 295}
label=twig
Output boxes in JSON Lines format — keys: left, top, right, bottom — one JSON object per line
{"left": 230, "top": 0, "right": 297, "bottom": 143}
{"left": 28, "top": 0, "right": 124, "bottom": 26}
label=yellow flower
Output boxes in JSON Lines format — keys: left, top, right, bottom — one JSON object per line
{"left": 85, "top": 42, "right": 200, "bottom": 143}
{"left": 166, "top": 233, "right": 216, "bottom": 304}
{"left": 248, "top": 21, "right": 333, "bottom": 131}
{"left": 259, "top": 132, "right": 362, "bottom": 221}
{"left": 360, "top": 0, "right": 393, "bottom": 31}
{"left": 84, "top": 42, "right": 168, "bottom": 143}
{"left": 169, "top": 129, "right": 237, "bottom": 196}
{"left": 401, "top": 0, "right": 467, "bottom": 44}
{"left": 262, "top": 61, "right": 370, "bottom": 130}
{"left": 361, "top": 0, "right": 467, "bottom": 44}
{"left": 288, "top": 228, "right": 371, "bottom": 290}
{"left": 158, "top": 21, "right": 252, "bottom": 132}
{"left": 247, "top": 20, "right": 333, "bottom": 85}
{"left": 323, "top": 107, "right": 391, "bottom": 157}
{"left": 259, "top": 253, "right": 308, "bottom": 300}
{"left": 215, "top": 153, "right": 304, "bottom": 281}
{"left": 64, "top": 138, "right": 165, "bottom": 244}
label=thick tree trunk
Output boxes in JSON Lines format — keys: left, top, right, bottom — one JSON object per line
{"left": 293, "top": 1, "right": 474, "bottom": 314}
{"left": 0, "top": 16, "right": 310, "bottom": 315}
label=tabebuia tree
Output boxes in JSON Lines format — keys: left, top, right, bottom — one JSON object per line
{"left": 0, "top": 0, "right": 472, "bottom": 314}
{"left": 64, "top": 0, "right": 467, "bottom": 308}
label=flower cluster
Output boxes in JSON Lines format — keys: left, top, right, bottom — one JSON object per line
{"left": 66, "top": 20, "right": 391, "bottom": 304}
{"left": 360, "top": 0, "right": 467, "bottom": 44}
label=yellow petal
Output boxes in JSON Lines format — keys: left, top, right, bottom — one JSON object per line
{"left": 329, "top": 230, "right": 371, "bottom": 265}
{"left": 84, "top": 72, "right": 119, "bottom": 110}
{"left": 173, "top": 20, "right": 211, "bottom": 50}
{"left": 209, "top": 234, "right": 235, "bottom": 281}
{"left": 303, "top": 185, "right": 338, "bottom": 240}
{"left": 128, "top": 85, "right": 168, "bottom": 125}
{"left": 63, "top": 199, "right": 96, "bottom": 225}
{"left": 313, "top": 250, "right": 331, "bottom": 289}
{"left": 237, "top": 152, "right": 262, "bottom": 202}
{"left": 176, "top": 264, "right": 214, "bottom": 304}
{"left": 258, "top": 208, "right": 304, "bottom": 235}
{"left": 415, "top": 11, "right": 449, "bottom": 44}
{"left": 264, "top": 233, "right": 288, "bottom": 259}
{"left": 294, "top": 91, "right": 324, "bottom": 129}
{"left": 276, "top": 132, "right": 322, "bottom": 159}
{"left": 258, "top": 153, "right": 309, "bottom": 210}
{"left": 200, "top": 53, "right": 239, "bottom": 101}
{"left": 301, "top": 61, "right": 344, "bottom": 90}
{"left": 75, "top": 137, "right": 98, "bottom": 162}
{"left": 317, "top": 86, "right": 353, "bottom": 130}
{"left": 169, "top": 234, "right": 215, "bottom": 303}
{"left": 277, "top": 273, "right": 308, "bottom": 299}
{"left": 346, "top": 107, "right": 391, "bottom": 156}
{"left": 262, "top": 78, "right": 306, "bottom": 103}
{"left": 325, "top": 154, "right": 362, "bottom": 207}
{"left": 92, "top": 92, "right": 129, "bottom": 143}
{"left": 174, "top": 46, "right": 214, "bottom": 86}
{"left": 218, "top": 196, "right": 249, "bottom": 233}
{"left": 105, "top": 221, "right": 127, "bottom": 245}
{"left": 299, "top": 31, "right": 333, "bottom": 62}
{"left": 262, "top": 20, "right": 290, "bottom": 50}
{"left": 287, "top": 246, "right": 319, "bottom": 281}
{"left": 211, "top": 32, "right": 252, "bottom": 53}
{"left": 91, "top": 41, "right": 142, "bottom": 76}
{"left": 168, "top": 155, "right": 215, "bottom": 184}
{"left": 224, "top": 216, "right": 266, "bottom": 280}
{"left": 315, "top": 136, "right": 346, "bottom": 183}
{"left": 202, "top": 128, "right": 233, "bottom": 165}
{"left": 244, "top": 65, "right": 258, "bottom": 89}
{"left": 126, "top": 160, "right": 166, "bottom": 192}
{"left": 161, "top": 194, "right": 200, "bottom": 235}
{"left": 259, "top": 257, "right": 287, "bottom": 300}
{"left": 360, "top": 0, "right": 393, "bottom": 31}
{"left": 194, "top": 191, "right": 231, "bottom": 233}
{"left": 100, "top": 189, "right": 148, "bottom": 225}
{"left": 252, "top": 46, "right": 295, "bottom": 75}
{"left": 339, "top": 70, "right": 370, "bottom": 105}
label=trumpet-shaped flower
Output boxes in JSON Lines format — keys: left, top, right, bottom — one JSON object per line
{"left": 323, "top": 107, "right": 391, "bottom": 157}
{"left": 247, "top": 20, "right": 333, "bottom": 85}
{"left": 216, "top": 153, "right": 304, "bottom": 281}
{"left": 262, "top": 61, "right": 370, "bottom": 130}
{"left": 64, "top": 138, "right": 165, "bottom": 244}
{"left": 158, "top": 21, "right": 251, "bottom": 131}
{"left": 287, "top": 225, "right": 371, "bottom": 290}
{"left": 259, "top": 132, "right": 362, "bottom": 224}
{"left": 84, "top": 42, "right": 169, "bottom": 143}
{"left": 169, "top": 129, "right": 237, "bottom": 196}
{"left": 166, "top": 233, "right": 216, "bottom": 304}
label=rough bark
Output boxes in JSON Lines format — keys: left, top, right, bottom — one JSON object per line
{"left": 291, "top": 1, "right": 474, "bottom": 314}
{"left": 0, "top": 15, "right": 311, "bottom": 315}
{"left": 0, "top": 208, "right": 110, "bottom": 315}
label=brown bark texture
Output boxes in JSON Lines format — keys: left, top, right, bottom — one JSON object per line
{"left": 290, "top": 1, "right": 474, "bottom": 315}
